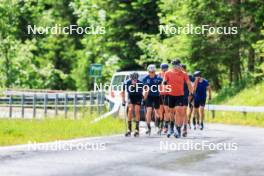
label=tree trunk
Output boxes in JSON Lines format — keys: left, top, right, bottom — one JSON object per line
{"left": 248, "top": 46, "right": 255, "bottom": 72}
{"left": 229, "top": 63, "right": 233, "bottom": 85}
{"left": 230, "top": 0, "right": 241, "bottom": 83}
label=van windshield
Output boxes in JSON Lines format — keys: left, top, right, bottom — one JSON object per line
{"left": 124, "top": 73, "right": 147, "bottom": 81}
{"left": 111, "top": 73, "right": 148, "bottom": 91}
{"left": 138, "top": 74, "right": 147, "bottom": 81}
{"left": 112, "top": 75, "right": 126, "bottom": 91}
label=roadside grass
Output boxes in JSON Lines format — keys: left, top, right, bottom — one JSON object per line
{"left": 206, "top": 111, "right": 264, "bottom": 128}
{"left": 208, "top": 81, "right": 264, "bottom": 127}
{"left": 212, "top": 81, "right": 264, "bottom": 105}
{"left": 0, "top": 115, "right": 125, "bottom": 146}
{"left": 222, "top": 82, "right": 264, "bottom": 106}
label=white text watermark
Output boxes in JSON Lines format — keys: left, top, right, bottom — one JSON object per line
{"left": 27, "top": 140, "right": 106, "bottom": 151}
{"left": 160, "top": 140, "right": 238, "bottom": 151}
{"left": 27, "top": 24, "right": 105, "bottom": 35}
{"left": 159, "top": 24, "right": 238, "bottom": 35}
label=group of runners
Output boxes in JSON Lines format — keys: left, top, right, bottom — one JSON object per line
{"left": 121, "top": 59, "right": 212, "bottom": 138}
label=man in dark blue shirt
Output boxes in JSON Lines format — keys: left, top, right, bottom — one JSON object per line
{"left": 121, "top": 72, "right": 143, "bottom": 137}
{"left": 143, "top": 64, "right": 163, "bottom": 135}
{"left": 192, "top": 70, "right": 212, "bottom": 130}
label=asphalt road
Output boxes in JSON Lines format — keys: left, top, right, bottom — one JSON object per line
{"left": 1, "top": 123, "right": 264, "bottom": 176}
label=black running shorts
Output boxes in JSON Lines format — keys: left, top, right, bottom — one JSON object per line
{"left": 194, "top": 98, "right": 206, "bottom": 108}
{"left": 183, "top": 96, "right": 188, "bottom": 106}
{"left": 145, "top": 96, "right": 160, "bottom": 109}
{"left": 168, "top": 95, "right": 184, "bottom": 108}
{"left": 128, "top": 95, "right": 142, "bottom": 105}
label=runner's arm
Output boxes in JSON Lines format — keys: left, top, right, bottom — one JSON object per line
{"left": 184, "top": 73, "right": 193, "bottom": 95}
{"left": 143, "top": 87, "right": 148, "bottom": 100}
{"left": 121, "top": 83, "right": 126, "bottom": 103}
{"left": 142, "top": 78, "right": 148, "bottom": 100}
{"left": 193, "top": 78, "right": 198, "bottom": 94}
{"left": 186, "top": 79, "right": 193, "bottom": 96}
{"left": 121, "top": 91, "right": 125, "bottom": 103}
{"left": 207, "top": 84, "right": 212, "bottom": 100}
{"left": 163, "top": 72, "right": 168, "bottom": 85}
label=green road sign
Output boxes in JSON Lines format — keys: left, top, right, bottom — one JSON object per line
{"left": 89, "top": 64, "right": 103, "bottom": 77}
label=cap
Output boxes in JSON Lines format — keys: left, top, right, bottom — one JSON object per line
{"left": 130, "top": 72, "right": 139, "bottom": 80}
{"left": 160, "top": 63, "right": 169, "bottom": 70}
{"left": 171, "top": 59, "right": 181, "bottom": 66}
{"left": 194, "top": 70, "right": 201, "bottom": 77}
{"left": 147, "top": 64, "right": 156, "bottom": 72}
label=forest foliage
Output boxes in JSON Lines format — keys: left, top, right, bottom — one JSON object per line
{"left": 0, "top": 0, "right": 263, "bottom": 90}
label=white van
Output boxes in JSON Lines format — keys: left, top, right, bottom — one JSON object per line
{"left": 109, "top": 71, "right": 148, "bottom": 119}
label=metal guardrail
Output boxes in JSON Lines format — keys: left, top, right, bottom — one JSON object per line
{"left": 205, "top": 104, "right": 264, "bottom": 118}
{"left": 1, "top": 89, "right": 263, "bottom": 120}
{"left": 92, "top": 95, "right": 120, "bottom": 123}
{"left": 95, "top": 102, "right": 264, "bottom": 122}
{"left": 0, "top": 90, "right": 106, "bottom": 119}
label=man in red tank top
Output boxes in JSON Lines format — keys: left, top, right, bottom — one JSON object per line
{"left": 163, "top": 59, "right": 193, "bottom": 138}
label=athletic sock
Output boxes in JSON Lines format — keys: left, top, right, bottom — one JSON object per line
{"left": 157, "top": 117, "right": 160, "bottom": 128}
{"left": 170, "top": 121, "right": 174, "bottom": 131}
{"left": 147, "top": 123, "right": 151, "bottom": 130}
{"left": 184, "top": 124, "right": 187, "bottom": 130}
{"left": 160, "top": 119, "right": 164, "bottom": 129}
{"left": 128, "top": 121, "right": 132, "bottom": 132}
{"left": 177, "top": 126, "right": 181, "bottom": 134}
{"left": 135, "top": 121, "right": 139, "bottom": 131}
{"left": 192, "top": 117, "right": 196, "bottom": 126}
{"left": 165, "top": 121, "right": 169, "bottom": 129}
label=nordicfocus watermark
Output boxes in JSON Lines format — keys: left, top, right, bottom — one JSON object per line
{"left": 27, "top": 24, "right": 105, "bottom": 35}
{"left": 159, "top": 24, "right": 238, "bottom": 35}
{"left": 93, "top": 83, "right": 172, "bottom": 93}
{"left": 160, "top": 140, "right": 238, "bottom": 151}
{"left": 27, "top": 140, "right": 106, "bottom": 151}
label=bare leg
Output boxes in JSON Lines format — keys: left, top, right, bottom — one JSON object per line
{"left": 127, "top": 104, "right": 134, "bottom": 132}
{"left": 135, "top": 105, "right": 140, "bottom": 132}
{"left": 159, "top": 105, "right": 165, "bottom": 121}
{"left": 183, "top": 106, "right": 188, "bottom": 136}
{"left": 146, "top": 107, "right": 152, "bottom": 134}
{"left": 163, "top": 105, "right": 169, "bottom": 132}
{"left": 187, "top": 106, "right": 193, "bottom": 128}
{"left": 157, "top": 105, "right": 164, "bottom": 134}
{"left": 176, "top": 106, "right": 185, "bottom": 126}
{"left": 199, "top": 106, "right": 205, "bottom": 130}
{"left": 154, "top": 108, "right": 162, "bottom": 128}
{"left": 183, "top": 106, "right": 188, "bottom": 126}
{"left": 167, "top": 108, "right": 175, "bottom": 136}
{"left": 192, "top": 107, "right": 199, "bottom": 129}
{"left": 175, "top": 106, "right": 185, "bottom": 137}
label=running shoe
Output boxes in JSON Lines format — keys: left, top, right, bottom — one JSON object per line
{"left": 167, "top": 128, "right": 174, "bottom": 138}
{"left": 134, "top": 130, "right": 139, "bottom": 137}
{"left": 174, "top": 127, "right": 181, "bottom": 138}
{"left": 192, "top": 118, "right": 196, "bottom": 130}
{"left": 182, "top": 128, "right": 187, "bottom": 137}
{"left": 146, "top": 129, "right": 151, "bottom": 136}
{"left": 125, "top": 131, "right": 131, "bottom": 137}
{"left": 200, "top": 122, "right": 204, "bottom": 130}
